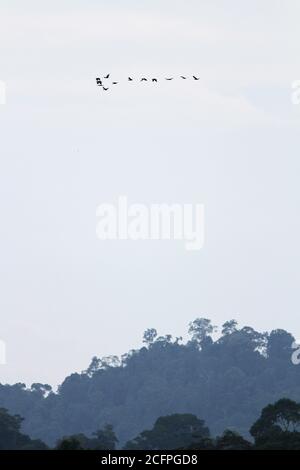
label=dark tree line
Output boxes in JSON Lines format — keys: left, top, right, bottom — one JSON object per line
{"left": 0, "top": 408, "right": 47, "bottom": 450}
{"left": 0, "top": 318, "right": 299, "bottom": 447}
{"left": 2, "top": 399, "right": 300, "bottom": 450}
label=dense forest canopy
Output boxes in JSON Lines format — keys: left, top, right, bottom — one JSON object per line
{"left": 2, "top": 398, "right": 300, "bottom": 450}
{"left": 0, "top": 318, "right": 299, "bottom": 446}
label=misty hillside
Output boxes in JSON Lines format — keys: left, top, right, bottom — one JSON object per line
{"left": 0, "top": 318, "right": 299, "bottom": 446}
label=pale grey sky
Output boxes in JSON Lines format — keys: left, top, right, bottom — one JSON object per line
{"left": 0, "top": 0, "right": 300, "bottom": 387}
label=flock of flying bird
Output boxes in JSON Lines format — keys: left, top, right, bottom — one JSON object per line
{"left": 96, "top": 74, "right": 200, "bottom": 91}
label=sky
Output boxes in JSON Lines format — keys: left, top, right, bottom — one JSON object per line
{"left": 0, "top": 0, "right": 300, "bottom": 387}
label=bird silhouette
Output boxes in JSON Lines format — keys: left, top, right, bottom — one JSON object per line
{"left": 96, "top": 73, "right": 199, "bottom": 93}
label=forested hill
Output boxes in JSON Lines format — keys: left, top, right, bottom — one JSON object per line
{"left": 0, "top": 318, "right": 299, "bottom": 446}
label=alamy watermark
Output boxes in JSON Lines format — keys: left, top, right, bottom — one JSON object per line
{"left": 291, "top": 80, "right": 300, "bottom": 105}
{"left": 96, "top": 196, "right": 205, "bottom": 251}
{"left": 0, "top": 81, "right": 6, "bottom": 105}
{"left": 291, "top": 341, "right": 300, "bottom": 365}
{"left": 0, "top": 340, "right": 6, "bottom": 365}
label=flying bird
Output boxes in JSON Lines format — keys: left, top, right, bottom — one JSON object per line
{"left": 140, "top": 78, "right": 148, "bottom": 81}
{"left": 180, "top": 76, "right": 187, "bottom": 79}
{"left": 104, "top": 74, "right": 110, "bottom": 79}
{"left": 112, "top": 82, "right": 118, "bottom": 85}
{"left": 165, "top": 78, "right": 174, "bottom": 80}
{"left": 128, "top": 77, "right": 133, "bottom": 81}
{"left": 193, "top": 76, "right": 200, "bottom": 80}
{"left": 103, "top": 87, "right": 109, "bottom": 91}
{"left": 152, "top": 78, "right": 158, "bottom": 82}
